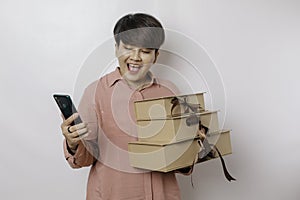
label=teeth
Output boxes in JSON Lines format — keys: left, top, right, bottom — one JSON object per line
{"left": 128, "top": 64, "right": 141, "bottom": 72}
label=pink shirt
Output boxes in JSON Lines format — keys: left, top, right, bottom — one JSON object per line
{"left": 64, "top": 68, "right": 182, "bottom": 200}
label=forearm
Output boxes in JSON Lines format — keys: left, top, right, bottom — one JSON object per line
{"left": 64, "top": 139, "right": 98, "bottom": 168}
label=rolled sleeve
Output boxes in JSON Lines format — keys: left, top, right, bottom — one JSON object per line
{"left": 63, "top": 139, "right": 82, "bottom": 168}
{"left": 63, "top": 139, "right": 98, "bottom": 168}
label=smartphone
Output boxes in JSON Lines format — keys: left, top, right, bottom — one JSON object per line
{"left": 53, "top": 94, "right": 82, "bottom": 126}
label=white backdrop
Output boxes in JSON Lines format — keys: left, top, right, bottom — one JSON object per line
{"left": 1, "top": 0, "right": 300, "bottom": 199}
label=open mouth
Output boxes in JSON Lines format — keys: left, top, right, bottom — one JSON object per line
{"left": 127, "top": 64, "right": 142, "bottom": 73}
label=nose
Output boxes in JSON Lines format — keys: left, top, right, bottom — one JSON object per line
{"left": 130, "top": 49, "right": 142, "bottom": 61}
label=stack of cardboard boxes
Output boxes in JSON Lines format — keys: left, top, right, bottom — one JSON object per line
{"left": 128, "top": 92, "right": 233, "bottom": 172}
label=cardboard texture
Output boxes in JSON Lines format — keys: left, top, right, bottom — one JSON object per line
{"left": 134, "top": 93, "right": 205, "bottom": 120}
{"left": 136, "top": 111, "right": 219, "bottom": 143}
{"left": 136, "top": 114, "right": 199, "bottom": 143}
{"left": 128, "top": 138, "right": 201, "bottom": 172}
{"left": 199, "top": 111, "right": 219, "bottom": 134}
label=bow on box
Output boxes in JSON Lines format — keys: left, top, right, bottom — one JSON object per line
{"left": 171, "top": 96, "right": 236, "bottom": 182}
{"left": 170, "top": 96, "right": 203, "bottom": 116}
{"left": 170, "top": 96, "right": 204, "bottom": 127}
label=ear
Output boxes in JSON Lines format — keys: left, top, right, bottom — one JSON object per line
{"left": 114, "top": 43, "right": 118, "bottom": 57}
{"left": 153, "top": 51, "right": 159, "bottom": 63}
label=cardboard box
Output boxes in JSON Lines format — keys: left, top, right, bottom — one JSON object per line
{"left": 197, "top": 130, "right": 232, "bottom": 163}
{"left": 199, "top": 110, "right": 220, "bottom": 134}
{"left": 134, "top": 93, "right": 205, "bottom": 120}
{"left": 137, "top": 111, "right": 219, "bottom": 143}
{"left": 137, "top": 114, "right": 199, "bottom": 143}
{"left": 128, "top": 138, "right": 201, "bottom": 172}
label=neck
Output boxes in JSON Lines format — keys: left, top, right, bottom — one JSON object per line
{"left": 125, "top": 74, "right": 152, "bottom": 90}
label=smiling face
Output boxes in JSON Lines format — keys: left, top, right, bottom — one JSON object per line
{"left": 115, "top": 41, "right": 158, "bottom": 88}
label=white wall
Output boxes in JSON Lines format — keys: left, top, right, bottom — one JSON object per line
{"left": 1, "top": 0, "right": 300, "bottom": 199}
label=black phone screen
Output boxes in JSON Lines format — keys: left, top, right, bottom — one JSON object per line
{"left": 53, "top": 94, "right": 82, "bottom": 126}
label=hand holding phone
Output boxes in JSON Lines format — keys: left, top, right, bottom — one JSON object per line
{"left": 53, "top": 94, "right": 88, "bottom": 153}
{"left": 53, "top": 94, "right": 82, "bottom": 125}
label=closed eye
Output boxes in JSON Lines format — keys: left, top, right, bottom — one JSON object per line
{"left": 142, "top": 50, "right": 151, "bottom": 54}
{"left": 124, "top": 46, "right": 132, "bottom": 50}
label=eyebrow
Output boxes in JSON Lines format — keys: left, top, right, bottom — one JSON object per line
{"left": 122, "top": 43, "right": 153, "bottom": 50}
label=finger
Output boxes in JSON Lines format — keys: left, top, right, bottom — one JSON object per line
{"left": 71, "top": 132, "right": 89, "bottom": 146}
{"left": 67, "top": 122, "right": 88, "bottom": 133}
{"left": 78, "top": 130, "right": 91, "bottom": 139}
{"left": 76, "top": 127, "right": 89, "bottom": 137}
{"left": 62, "top": 113, "right": 79, "bottom": 126}
{"left": 201, "top": 132, "right": 206, "bottom": 139}
{"left": 64, "top": 127, "right": 89, "bottom": 139}
{"left": 200, "top": 128, "right": 206, "bottom": 135}
{"left": 68, "top": 130, "right": 90, "bottom": 144}
{"left": 61, "top": 123, "right": 71, "bottom": 132}
{"left": 197, "top": 130, "right": 206, "bottom": 139}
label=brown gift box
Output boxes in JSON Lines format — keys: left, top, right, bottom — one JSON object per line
{"left": 137, "top": 111, "right": 219, "bottom": 143}
{"left": 128, "top": 130, "right": 233, "bottom": 172}
{"left": 128, "top": 138, "right": 201, "bottom": 172}
{"left": 130, "top": 93, "right": 234, "bottom": 175}
{"left": 134, "top": 93, "right": 205, "bottom": 120}
{"left": 136, "top": 114, "right": 199, "bottom": 143}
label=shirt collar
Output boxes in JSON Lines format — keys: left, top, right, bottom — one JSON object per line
{"left": 107, "top": 67, "right": 159, "bottom": 90}
{"left": 107, "top": 67, "right": 123, "bottom": 87}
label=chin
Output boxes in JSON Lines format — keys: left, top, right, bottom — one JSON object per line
{"left": 126, "top": 76, "right": 142, "bottom": 82}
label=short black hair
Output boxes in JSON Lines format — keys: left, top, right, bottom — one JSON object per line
{"left": 113, "top": 13, "right": 165, "bottom": 51}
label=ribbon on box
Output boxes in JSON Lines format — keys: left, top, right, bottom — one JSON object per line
{"left": 186, "top": 127, "right": 236, "bottom": 187}
{"left": 176, "top": 118, "right": 236, "bottom": 183}
{"left": 171, "top": 96, "right": 204, "bottom": 130}
{"left": 171, "top": 96, "right": 236, "bottom": 183}
{"left": 197, "top": 130, "right": 236, "bottom": 182}
{"left": 170, "top": 96, "right": 203, "bottom": 116}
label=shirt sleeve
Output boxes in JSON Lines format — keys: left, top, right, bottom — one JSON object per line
{"left": 63, "top": 81, "right": 99, "bottom": 168}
